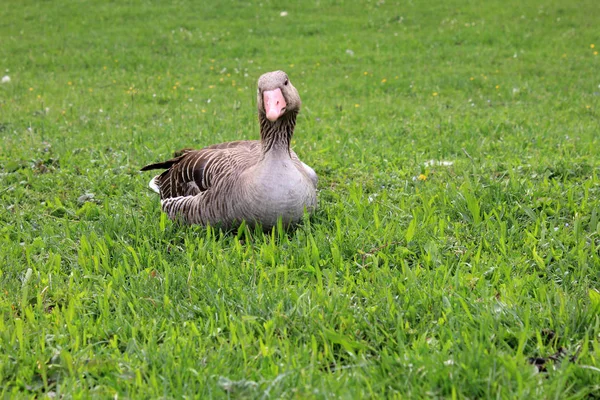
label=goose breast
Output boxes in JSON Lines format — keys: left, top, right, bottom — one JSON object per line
{"left": 238, "top": 156, "right": 317, "bottom": 226}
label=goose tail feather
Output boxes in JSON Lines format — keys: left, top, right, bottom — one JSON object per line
{"left": 140, "top": 150, "right": 192, "bottom": 172}
{"left": 140, "top": 159, "right": 177, "bottom": 171}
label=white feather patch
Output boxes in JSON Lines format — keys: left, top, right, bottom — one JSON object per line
{"left": 149, "top": 176, "right": 160, "bottom": 193}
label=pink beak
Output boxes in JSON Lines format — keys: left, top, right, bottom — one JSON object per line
{"left": 263, "top": 88, "right": 287, "bottom": 122}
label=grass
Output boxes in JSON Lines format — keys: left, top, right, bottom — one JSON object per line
{"left": 1, "top": 0, "right": 600, "bottom": 397}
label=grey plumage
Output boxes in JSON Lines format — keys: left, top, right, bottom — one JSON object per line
{"left": 141, "top": 71, "right": 318, "bottom": 230}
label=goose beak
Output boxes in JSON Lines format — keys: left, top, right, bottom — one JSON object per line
{"left": 263, "top": 88, "right": 287, "bottom": 122}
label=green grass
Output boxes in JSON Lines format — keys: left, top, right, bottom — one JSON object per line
{"left": 1, "top": 0, "right": 600, "bottom": 397}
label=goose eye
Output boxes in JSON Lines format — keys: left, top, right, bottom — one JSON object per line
{"left": 284, "top": 79, "right": 289, "bottom": 86}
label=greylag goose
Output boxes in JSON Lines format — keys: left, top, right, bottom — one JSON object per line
{"left": 141, "top": 70, "right": 318, "bottom": 230}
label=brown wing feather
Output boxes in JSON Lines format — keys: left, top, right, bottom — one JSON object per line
{"left": 201, "top": 140, "right": 258, "bottom": 151}
{"left": 141, "top": 141, "right": 261, "bottom": 200}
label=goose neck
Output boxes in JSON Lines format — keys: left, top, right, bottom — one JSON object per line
{"left": 259, "top": 112, "right": 297, "bottom": 154}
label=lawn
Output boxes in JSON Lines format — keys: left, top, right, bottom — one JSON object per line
{"left": 1, "top": 0, "right": 599, "bottom": 397}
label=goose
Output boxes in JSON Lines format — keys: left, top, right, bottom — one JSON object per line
{"left": 141, "top": 70, "right": 318, "bottom": 230}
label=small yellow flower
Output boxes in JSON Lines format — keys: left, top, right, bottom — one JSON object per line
{"left": 355, "top": 104, "right": 360, "bottom": 108}
{"left": 172, "top": 86, "right": 177, "bottom": 90}
{"left": 316, "top": 62, "right": 320, "bottom": 66}
{"left": 37, "top": 95, "right": 41, "bottom": 99}
{"left": 29, "top": 87, "right": 34, "bottom": 91}
{"left": 231, "top": 81, "right": 236, "bottom": 86}
{"left": 219, "top": 77, "right": 224, "bottom": 82}
{"left": 226, "top": 73, "right": 231, "bottom": 77}
{"left": 470, "top": 77, "right": 474, "bottom": 81}
{"left": 418, "top": 174, "right": 427, "bottom": 181}
{"left": 432, "top": 92, "right": 438, "bottom": 96}
{"left": 591, "top": 44, "right": 595, "bottom": 49}
{"left": 363, "top": 71, "right": 368, "bottom": 75}
{"left": 208, "top": 85, "right": 215, "bottom": 89}
{"left": 88, "top": 88, "right": 93, "bottom": 92}
{"left": 114, "top": 59, "right": 118, "bottom": 63}
{"left": 210, "top": 59, "right": 215, "bottom": 63}
{"left": 68, "top": 81, "right": 72, "bottom": 86}
{"left": 202, "top": 109, "right": 206, "bottom": 113}
{"left": 395, "top": 76, "right": 398, "bottom": 79}
{"left": 61, "top": 110, "right": 66, "bottom": 115}
{"left": 586, "top": 105, "right": 591, "bottom": 109}
{"left": 103, "top": 66, "right": 107, "bottom": 70}
{"left": 289, "top": 64, "right": 294, "bottom": 67}
{"left": 495, "top": 85, "right": 500, "bottom": 89}
{"left": 381, "top": 78, "right": 387, "bottom": 83}
{"left": 189, "top": 87, "right": 194, "bottom": 91}
{"left": 562, "top": 53, "right": 567, "bottom": 58}
{"left": 595, "top": 51, "right": 598, "bottom": 56}
{"left": 210, "top": 66, "right": 214, "bottom": 70}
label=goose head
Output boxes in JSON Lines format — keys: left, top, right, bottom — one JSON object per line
{"left": 257, "top": 71, "right": 301, "bottom": 122}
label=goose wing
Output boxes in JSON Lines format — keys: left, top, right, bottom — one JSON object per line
{"left": 140, "top": 140, "right": 260, "bottom": 199}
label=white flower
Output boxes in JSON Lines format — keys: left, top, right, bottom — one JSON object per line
{"left": 1, "top": 75, "right": 10, "bottom": 83}
{"left": 280, "top": 11, "right": 288, "bottom": 17}
{"left": 424, "top": 159, "right": 454, "bottom": 167}
{"left": 345, "top": 49, "right": 355, "bottom": 56}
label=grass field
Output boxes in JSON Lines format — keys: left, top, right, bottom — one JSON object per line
{"left": 1, "top": 0, "right": 600, "bottom": 397}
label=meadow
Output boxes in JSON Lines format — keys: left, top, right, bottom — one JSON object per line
{"left": 1, "top": 0, "right": 599, "bottom": 397}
